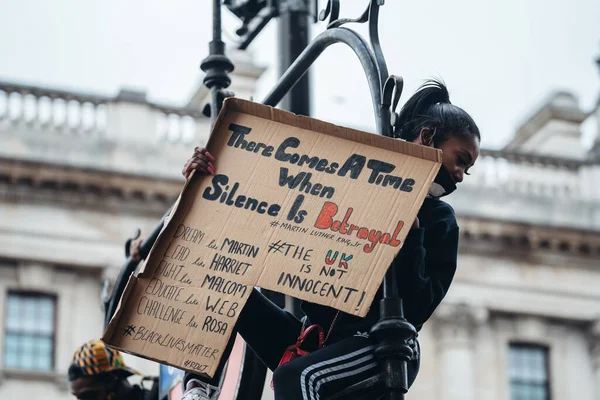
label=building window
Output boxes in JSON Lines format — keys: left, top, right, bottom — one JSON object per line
{"left": 3, "top": 292, "right": 55, "bottom": 371}
{"left": 508, "top": 344, "right": 550, "bottom": 400}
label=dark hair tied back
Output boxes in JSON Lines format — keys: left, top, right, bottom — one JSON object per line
{"left": 394, "top": 79, "right": 480, "bottom": 146}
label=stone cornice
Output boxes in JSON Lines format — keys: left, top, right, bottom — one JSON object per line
{"left": 0, "top": 156, "right": 182, "bottom": 210}
{"left": 2, "top": 157, "right": 599, "bottom": 258}
{"left": 480, "top": 148, "right": 597, "bottom": 169}
{"left": 458, "top": 215, "right": 600, "bottom": 259}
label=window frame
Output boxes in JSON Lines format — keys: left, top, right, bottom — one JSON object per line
{"left": 3, "top": 290, "right": 58, "bottom": 372}
{"left": 508, "top": 342, "right": 552, "bottom": 400}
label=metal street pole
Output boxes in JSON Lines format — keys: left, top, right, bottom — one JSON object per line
{"left": 278, "top": 0, "right": 312, "bottom": 116}
{"left": 201, "top": 0, "right": 235, "bottom": 126}
{"left": 272, "top": 0, "right": 313, "bottom": 317}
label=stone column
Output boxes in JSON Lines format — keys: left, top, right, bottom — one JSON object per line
{"left": 435, "top": 303, "right": 488, "bottom": 400}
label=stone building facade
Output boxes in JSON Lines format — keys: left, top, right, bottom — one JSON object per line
{"left": 0, "top": 52, "right": 599, "bottom": 400}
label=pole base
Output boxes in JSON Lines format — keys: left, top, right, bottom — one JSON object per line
{"left": 369, "top": 298, "right": 417, "bottom": 394}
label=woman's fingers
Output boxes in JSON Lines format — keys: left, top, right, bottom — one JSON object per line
{"left": 131, "top": 238, "right": 143, "bottom": 261}
{"left": 193, "top": 159, "right": 214, "bottom": 174}
{"left": 182, "top": 152, "right": 216, "bottom": 179}
{"left": 195, "top": 153, "right": 215, "bottom": 175}
{"left": 195, "top": 147, "right": 216, "bottom": 162}
{"left": 192, "top": 149, "right": 211, "bottom": 165}
{"left": 182, "top": 161, "right": 194, "bottom": 178}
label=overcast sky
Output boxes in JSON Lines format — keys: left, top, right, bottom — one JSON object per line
{"left": 1, "top": 0, "right": 599, "bottom": 149}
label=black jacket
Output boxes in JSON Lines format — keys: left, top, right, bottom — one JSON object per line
{"left": 301, "top": 197, "right": 459, "bottom": 340}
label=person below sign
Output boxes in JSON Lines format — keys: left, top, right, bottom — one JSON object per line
{"left": 131, "top": 79, "right": 481, "bottom": 400}
{"left": 69, "top": 339, "right": 158, "bottom": 400}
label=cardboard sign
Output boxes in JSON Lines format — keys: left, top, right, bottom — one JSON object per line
{"left": 103, "top": 98, "right": 441, "bottom": 377}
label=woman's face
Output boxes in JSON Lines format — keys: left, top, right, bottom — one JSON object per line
{"left": 436, "top": 135, "right": 480, "bottom": 184}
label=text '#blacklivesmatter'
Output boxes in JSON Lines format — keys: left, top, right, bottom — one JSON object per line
{"left": 199, "top": 122, "right": 417, "bottom": 253}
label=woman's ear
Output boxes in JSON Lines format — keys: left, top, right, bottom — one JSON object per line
{"left": 417, "top": 127, "right": 435, "bottom": 147}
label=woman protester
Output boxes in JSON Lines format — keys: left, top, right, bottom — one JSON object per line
{"left": 134, "top": 79, "right": 480, "bottom": 400}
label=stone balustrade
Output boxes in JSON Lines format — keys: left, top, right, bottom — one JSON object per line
{"left": 448, "top": 149, "right": 600, "bottom": 232}
{"left": 465, "top": 149, "right": 600, "bottom": 202}
{"left": 0, "top": 81, "right": 212, "bottom": 179}
{"left": 0, "top": 81, "right": 209, "bottom": 144}
{"left": 0, "top": 81, "right": 109, "bottom": 135}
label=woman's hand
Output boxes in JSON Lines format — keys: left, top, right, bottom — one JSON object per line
{"left": 130, "top": 238, "right": 144, "bottom": 261}
{"left": 182, "top": 147, "right": 216, "bottom": 179}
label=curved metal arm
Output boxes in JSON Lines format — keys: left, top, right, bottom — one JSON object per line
{"left": 367, "top": 1, "right": 389, "bottom": 105}
{"left": 321, "top": 1, "right": 369, "bottom": 29}
{"left": 265, "top": 0, "right": 395, "bottom": 138}
{"left": 262, "top": 27, "right": 386, "bottom": 136}
{"left": 318, "top": 1, "right": 389, "bottom": 95}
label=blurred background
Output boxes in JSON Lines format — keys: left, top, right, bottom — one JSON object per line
{"left": 0, "top": 0, "right": 599, "bottom": 399}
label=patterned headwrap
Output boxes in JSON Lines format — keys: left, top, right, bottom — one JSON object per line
{"left": 68, "top": 339, "right": 140, "bottom": 382}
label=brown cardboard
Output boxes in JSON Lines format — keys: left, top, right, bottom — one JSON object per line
{"left": 102, "top": 98, "right": 441, "bottom": 377}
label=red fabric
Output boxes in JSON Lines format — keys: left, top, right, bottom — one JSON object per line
{"left": 270, "top": 324, "right": 325, "bottom": 390}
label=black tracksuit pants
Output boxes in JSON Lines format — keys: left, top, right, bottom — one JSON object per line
{"left": 183, "top": 288, "right": 418, "bottom": 399}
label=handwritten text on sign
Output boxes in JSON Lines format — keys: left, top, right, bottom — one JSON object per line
{"left": 103, "top": 99, "right": 440, "bottom": 377}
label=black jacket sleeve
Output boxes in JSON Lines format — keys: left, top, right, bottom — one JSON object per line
{"left": 393, "top": 201, "right": 459, "bottom": 328}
